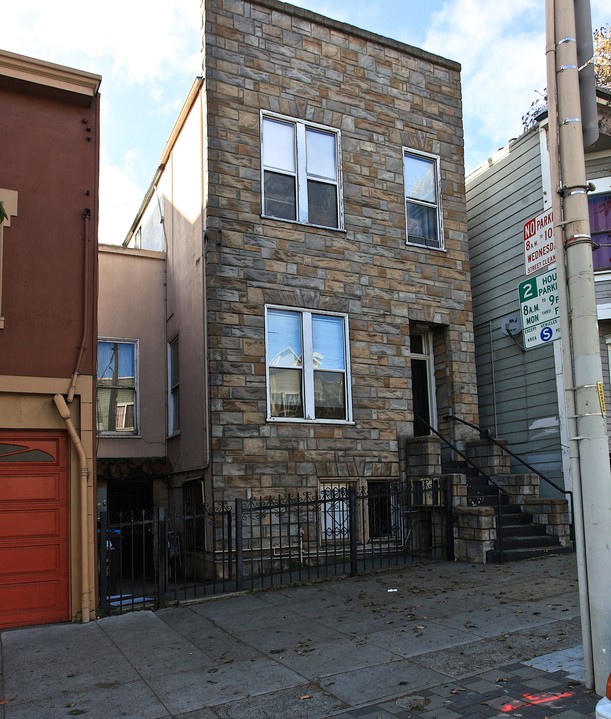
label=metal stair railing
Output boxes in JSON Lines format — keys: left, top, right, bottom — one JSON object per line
{"left": 446, "top": 414, "right": 575, "bottom": 548}
{"left": 415, "top": 415, "right": 508, "bottom": 561}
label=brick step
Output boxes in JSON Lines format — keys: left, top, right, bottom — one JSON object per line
{"left": 442, "top": 461, "right": 481, "bottom": 477}
{"left": 501, "top": 523, "right": 548, "bottom": 538}
{"left": 487, "top": 544, "right": 573, "bottom": 563}
{"left": 466, "top": 476, "right": 497, "bottom": 488}
{"left": 496, "top": 534, "right": 559, "bottom": 550}
{"left": 467, "top": 490, "right": 510, "bottom": 506}
{"left": 498, "top": 511, "right": 534, "bottom": 525}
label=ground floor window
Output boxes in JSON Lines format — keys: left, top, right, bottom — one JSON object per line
{"left": 266, "top": 306, "right": 352, "bottom": 422}
{"left": 319, "top": 480, "right": 401, "bottom": 544}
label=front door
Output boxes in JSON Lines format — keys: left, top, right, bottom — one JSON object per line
{"left": 411, "top": 332, "right": 436, "bottom": 436}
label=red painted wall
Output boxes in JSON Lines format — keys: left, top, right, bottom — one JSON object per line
{"left": 0, "top": 80, "right": 99, "bottom": 379}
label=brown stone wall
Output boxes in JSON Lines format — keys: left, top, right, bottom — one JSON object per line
{"left": 202, "top": 0, "right": 478, "bottom": 499}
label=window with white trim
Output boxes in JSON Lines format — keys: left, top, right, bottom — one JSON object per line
{"left": 168, "top": 337, "right": 180, "bottom": 436}
{"left": 265, "top": 307, "right": 352, "bottom": 422}
{"left": 404, "top": 150, "right": 443, "bottom": 249}
{"left": 97, "top": 339, "right": 138, "bottom": 435}
{"left": 261, "top": 114, "right": 342, "bottom": 229}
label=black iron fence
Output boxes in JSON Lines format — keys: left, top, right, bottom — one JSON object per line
{"left": 98, "top": 478, "right": 451, "bottom": 614}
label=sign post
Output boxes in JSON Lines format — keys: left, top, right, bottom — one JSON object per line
{"left": 518, "top": 268, "right": 560, "bottom": 349}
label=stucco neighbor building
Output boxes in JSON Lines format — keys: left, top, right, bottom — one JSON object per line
{"left": 96, "top": 245, "right": 169, "bottom": 520}
{"left": 112, "top": 0, "right": 479, "bottom": 513}
{"left": 0, "top": 50, "right": 101, "bottom": 628}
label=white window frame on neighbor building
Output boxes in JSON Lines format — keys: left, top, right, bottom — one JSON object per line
{"left": 261, "top": 112, "right": 343, "bottom": 230}
{"left": 590, "top": 176, "right": 611, "bottom": 273}
{"left": 168, "top": 337, "right": 180, "bottom": 437}
{"left": 265, "top": 305, "right": 352, "bottom": 423}
{"left": 96, "top": 338, "right": 139, "bottom": 437}
{"left": 403, "top": 148, "right": 444, "bottom": 250}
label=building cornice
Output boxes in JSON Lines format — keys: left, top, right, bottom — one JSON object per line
{"left": 0, "top": 49, "right": 101, "bottom": 98}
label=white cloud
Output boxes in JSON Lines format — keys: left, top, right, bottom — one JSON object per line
{"left": 422, "top": 0, "right": 546, "bottom": 169}
{"left": 99, "top": 154, "right": 146, "bottom": 246}
{"left": 4, "top": 0, "right": 200, "bottom": 83}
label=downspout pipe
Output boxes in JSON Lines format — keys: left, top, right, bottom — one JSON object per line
{"left": 54, "top": 394, "right": 91, "bottom": 623}
{"left": 67, "top": 208, "right": 91, "bottom": 403}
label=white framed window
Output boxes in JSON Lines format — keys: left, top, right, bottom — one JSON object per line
{"left": 168, "top": 337, "right": 180, "bottom": 437}
{"left": 403, "top": 149, "right": 443, "bottom": 249}
{"left": 97, "top": 339, "right": 138, "bottom": 436}
{"left": 261, "top": 113, "right": 342, "bottom": 229}
{"left": 265, "top": 306, "right": 352, "bottom": 422}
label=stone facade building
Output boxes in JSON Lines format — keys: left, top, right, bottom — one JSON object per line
{"left": 122, "top": 0, "right": 479, "bottom": 508}
{"left": 104, "top": 0, "right": 574, "bottom": 570}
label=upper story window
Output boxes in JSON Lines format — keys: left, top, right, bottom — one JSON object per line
{"left": 590, "top": 183, "right": 611, "bottom": 272}
{"left": 265, "top": 306, "right": 352, "bottom": 423}
{"left": 168, "top": 337, "right": 180, "bottom": 437}
{"left": 97, "top": 340, "right": 138, "bottom": 435}
{"left": 261, "top": 113, "right": 342, "bottom": 229}
{"left": 404, "top": 150, "right": 443, "bottom": 249}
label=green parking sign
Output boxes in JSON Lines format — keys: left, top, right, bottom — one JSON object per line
{"left": 518, "top": 269, "right": 561, "bottom": 349}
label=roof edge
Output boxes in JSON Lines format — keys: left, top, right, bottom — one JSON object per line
{"left": 0, "top": 49, "right": 101, "bottom": 97}
{"left": 238, "top": 0, "right": 461, "bottom": 72}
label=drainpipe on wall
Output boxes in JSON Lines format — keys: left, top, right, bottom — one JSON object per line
{"left": 54, "top": 393, "right": 91, "bottom": 623}
{"left": 67, "top": 209, "right": 91, "bottom": 403}
{"left": 53, "top": 208, "right": 94, "bottom": 623}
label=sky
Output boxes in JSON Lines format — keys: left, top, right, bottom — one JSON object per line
{"left": 3, "top": 0, "right": 609, "bottom": 245}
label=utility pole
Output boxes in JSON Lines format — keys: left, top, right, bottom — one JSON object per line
{"left": 546, "top": 0, "right": 611, "bottom": 696}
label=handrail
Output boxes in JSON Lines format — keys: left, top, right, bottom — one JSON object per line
{"left": 446, "top": 414, "right": 575, "bottom": 546}
{"left": 415, "top": 415, "right": 506, "bottom": 561}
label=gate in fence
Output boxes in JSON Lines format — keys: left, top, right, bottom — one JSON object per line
{"left": 98, "top": 478, "right": 452, "bottom": 614}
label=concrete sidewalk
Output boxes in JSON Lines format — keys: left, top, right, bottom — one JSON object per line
{"left": 0, "top": 553, "right": 599, "bottom": 718}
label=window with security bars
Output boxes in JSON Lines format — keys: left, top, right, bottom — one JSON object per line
{"left": 319, "top": 481, "right": 401, "bottom": 544}
{"left": 261, "top": 113, "right": 342, "bottom": 229}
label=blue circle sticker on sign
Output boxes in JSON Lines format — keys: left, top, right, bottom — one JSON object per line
{"left": 540, "top": 326, "right": 554, "bottom": 342}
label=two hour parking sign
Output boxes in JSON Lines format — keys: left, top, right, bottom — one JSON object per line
{"left": 518, "top": 268, "right": 561, "bottom": 349}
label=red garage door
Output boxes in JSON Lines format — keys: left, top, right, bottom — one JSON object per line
{"left": 0, "top": 431, "right": 70, "bottom": 630}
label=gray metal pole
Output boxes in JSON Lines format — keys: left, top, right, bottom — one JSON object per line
{"left": 544, "top": 0, "right": 593, "bottom": 689}
{"left": 554, "top": 0, "right": 611, "bottom": 696}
